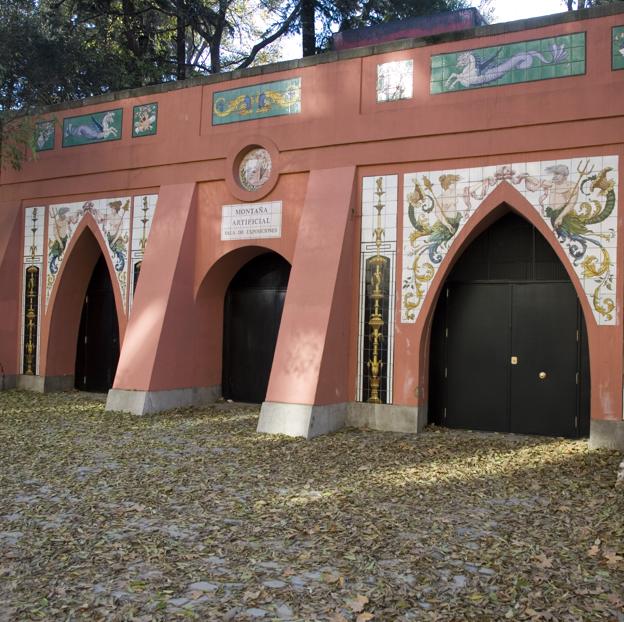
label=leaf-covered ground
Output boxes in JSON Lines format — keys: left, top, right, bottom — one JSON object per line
{"left": 1, "top": 391, "right": 623, "bottom": 621}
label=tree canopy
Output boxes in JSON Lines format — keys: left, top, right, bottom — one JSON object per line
{"left": 10, "top": 0, "right": 621, "bottom": 167}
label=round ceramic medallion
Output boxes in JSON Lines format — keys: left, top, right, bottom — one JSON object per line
{"left": 238, "top": 148, "right": 272, "bottom": 192}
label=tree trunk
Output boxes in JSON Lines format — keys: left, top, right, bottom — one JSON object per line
{"left": 176, "top": 0, "right": 186, "bottom": 80}
{"left": 301, "top": 0, "right": 316, "bottom": 57}
{"left": 210, "top": 29, "right": 223, "bottom": 74}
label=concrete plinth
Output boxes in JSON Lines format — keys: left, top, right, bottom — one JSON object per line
{"left": 0, "top": 375, "right": 16, "bottom": 390}
{"left": 257, "top": 402, "right": 347, "bottom": 439}
{"left": 589, "top": 419, "right": 624, "bottom": 450}
{"left": 105, "top": 385, "right": 220, "bottom": 415}
{"left": 346, "top": 402, "right": 426, "bottom": 434}
{"left": 16, "top": 374, "right": 74, "bottom": 392}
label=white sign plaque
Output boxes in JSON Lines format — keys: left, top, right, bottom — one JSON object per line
{"left": 221, "top": 201, "right": 282, "bottom": 241}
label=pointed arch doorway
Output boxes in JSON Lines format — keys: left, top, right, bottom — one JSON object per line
{"left": 74, "top": 255, "right": 120, "bottom": 392}
{"left": 222, "top": 252, "right": 291, "bottom": 403}
{"left": 429, "top": 211, "right": 590, "bottom": 438}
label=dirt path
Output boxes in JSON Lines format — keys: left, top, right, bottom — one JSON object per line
{"left": 0, "top": 391, "right": 622, "bottom": 621}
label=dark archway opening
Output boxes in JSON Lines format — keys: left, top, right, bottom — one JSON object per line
{"left": 222, "top": 252, "right": 291, "bottom": 403}
{"left": 75, "top": 255, "right": 120, "bottom": 392}
{"left": 429, "top": 211, "right": 590, "bottom": 438}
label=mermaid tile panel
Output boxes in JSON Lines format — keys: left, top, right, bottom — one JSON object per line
{"left": 62, "top": 109, "right": 123, "bottom": 147}
{"left": 401, "top": 156, "right": 618, "bottom": 326}
{"left": 212, "top": 78, "right": 301, "bottom": 125}
{"left": 613, "top": 27, "right": 624, "bottom": 70}
{"left": 47, "top": 198, "right": 131, "bottom": 310}
{"left": 431, "top": 33, "right": 585, "bottom": 93}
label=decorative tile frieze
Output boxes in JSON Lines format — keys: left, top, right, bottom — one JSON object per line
{"left": 62, "top": 109, "right": 123, "bottom": 147}
{"left": 613, "top": 27, "right": 624, "bottom": 70}
{"left": 401, "top": 156, "right": 618, "bottom": 326}
{"left": 133, "top": 103, "right": 158, "bottom": 137}
{"left": 35, "top": 121, "right": 55, "bottom": 152}
{"left": 212, "top": 78, "right": 301, "bottom": 125}
{"left": 47, "top": 198, "right": 131, "bottom": 310}
{"left": 357, "top": 175, "right": 398, "bottom": 404}
{"left": 20, "top": 207, "right": 45, "bottom": 375}
{"left": 431, "top": 33, "right": 585, "bottom": 93}
{"left": 129, "top": 195, "right": 158, "bottom": 309}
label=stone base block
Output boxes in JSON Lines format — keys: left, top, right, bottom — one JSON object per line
{"left": 589, "top": 419, "right": 624, "bottom": 450}
{"left": 0, "top": 375, "right": 16, "bottom": 390}
{"left": 346, "top": 402, "right": 426, "bottom": 434}
{"left": 105, "top": 385, "right": 221, "bottom": 416}
{"left": 257, "top": 402, "right": 347, "bottom": 439}
{"left": 16, "top": 374, "right": 74, "bottom": 392}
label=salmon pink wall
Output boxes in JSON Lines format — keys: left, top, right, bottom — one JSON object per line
{"left": 0, "top": 203, "right": 21, "bottom": 377}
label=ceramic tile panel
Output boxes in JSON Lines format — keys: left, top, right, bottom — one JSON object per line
{"left": 221, "top": 202, "right": 282, "bottom": 240}
{"left": 377, "top": 60, "right": 414, "bottom": 102}
{"left": 357, "top": 175, "right": 398, "bottom": 404}
{"left": 431, "top": 33, "right": 585, "bottom": 93}
{"left": 133, "top": 103, "right": 158, "bottom": 137}
{"left": 212, "top": 78, "right": 301, "bottom": 125}
{"left": 20, "top": 207, "right": 45, "bottom": 375}
{"left": 35, "top": 121, "right": 55, "bottom": 151}
{"left": 613, "top": 27, "right": 624, "bottom": 70}
{"left": 47, "top": 197, "right": 131, "bottom": 311}
{"left": 401, "top": 156, "right": 618, "bottom": 326}
{"left": 129, "top": 194, "right": 158, "bottom": 310}
{"left": 62, "top": 109, "right": 123, "bottom": 147}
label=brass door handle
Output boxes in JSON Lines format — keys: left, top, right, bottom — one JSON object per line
{"left": 538, "top": 371, "right": 547, "bottom": 380}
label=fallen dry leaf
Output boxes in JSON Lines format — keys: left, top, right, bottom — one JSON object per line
{"left": 347, "top": 594, "right": 369, "bottom": 613}
{"left": 0, "top": 391, "right": 622, "bottom": 621}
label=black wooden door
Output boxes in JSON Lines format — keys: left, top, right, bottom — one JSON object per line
{"left": 443, "top": 281, "right": 581, "bottom": 437}
{"left": 222, "top": 254, "right": 290, "bottom": 403}
{"left": 510, "top": 282, "right": 579, "bottom": 437}
{"left": 445, "top": 283, "right": 509, "bottom": 431}
{"left": 75, "top": 255, "right": 120, "bottom": 392}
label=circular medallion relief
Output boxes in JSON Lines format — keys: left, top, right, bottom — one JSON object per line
{"left": 238, "top": 148, "right": 272, "bottom": 192}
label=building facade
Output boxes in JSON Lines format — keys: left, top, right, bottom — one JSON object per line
{"left": 1, "top": 5, "right": 623, "bottom": 448}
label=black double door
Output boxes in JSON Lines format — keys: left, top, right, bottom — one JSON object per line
{"left": 222, "top": 253, "right": 290, "bottom": 403}
{"left": 75, "top": 255, "right": 120, "bottom": 392}
{"left": 442, "top": 282, "right": 582, "bottom": 437}
{"left": 429, "top": 212, "right": 589, "bottom": 438}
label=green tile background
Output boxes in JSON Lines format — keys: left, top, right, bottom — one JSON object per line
{"left": 34, "top": 121, "right": 55, "bottom": 151}
{"left": 212, "top": 78, "right": 301, "bottom": 125}
{"left": 430, "top": 33, "right": 585, "bottom": 94}
{"left": 613, "top": 27, "right": 624, "bottom": 70}
{"left": 132, "top": 103, "right": 158, "bottom": 137}
{"left": 62, "top": 109, "right": 123, "bottom": 147}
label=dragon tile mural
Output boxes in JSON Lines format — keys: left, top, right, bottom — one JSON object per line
{"left": 401, "top": 156, "right": 619, "bottom": 326}
{"left": 212, "top": 78, "right": 301, "bottom": 125}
